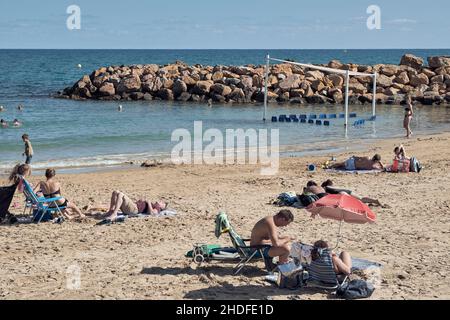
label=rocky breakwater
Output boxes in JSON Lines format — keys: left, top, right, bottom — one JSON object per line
{"left": 58, "top": 54, "right": 450, "bottom": 106}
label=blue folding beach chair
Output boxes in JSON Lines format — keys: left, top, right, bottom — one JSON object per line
{"left": 21, "top": 177, "right": 67, "bottom": 223}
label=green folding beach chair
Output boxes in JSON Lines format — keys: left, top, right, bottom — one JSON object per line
{"left": 186, "top": 212, "right": 276, "bottom": 275}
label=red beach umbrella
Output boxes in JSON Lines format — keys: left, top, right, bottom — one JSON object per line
{"left": 305, "top": 193, "right": 376, "bottom": 247}
{"left": 306, "top": 193, "right": 376, "bottom": 224}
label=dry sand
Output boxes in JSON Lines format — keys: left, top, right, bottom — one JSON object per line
{"left": 1, "top": 133, "right": 449, "bottom": 300}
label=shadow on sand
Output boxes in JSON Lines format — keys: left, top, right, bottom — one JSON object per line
{"left": 141, "top": 265, "right": 335, "bottom": 300}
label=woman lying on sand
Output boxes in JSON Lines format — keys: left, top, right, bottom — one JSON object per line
{"left": 303, "top": 180, "right": 383, "bottom": 207}
{"left": 87, "top": 191, "right": 168, "bottom": 220}
{"left": 37, "top": 168, "right": 85, "bottom": 220}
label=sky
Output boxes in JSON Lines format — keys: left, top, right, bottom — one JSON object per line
{"left": 0, "top": 0, "right": 449, "bottom": 49}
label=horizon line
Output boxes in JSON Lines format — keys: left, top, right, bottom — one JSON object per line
{"left": 1, "top": 48, "right": 450, "bottom": 51}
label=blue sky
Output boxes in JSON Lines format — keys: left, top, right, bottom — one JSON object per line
{"left": 0, "top": 0, "right": 449, "bottom": 49}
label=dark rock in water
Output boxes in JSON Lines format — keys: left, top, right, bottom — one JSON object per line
{"left": 289, "top": 97, "right": 306, "bottom": 104}
{"left": 130, "top": 92, "right": 144, "bottom": 100}
{"left": 211, "top": 94, "right": 226, "bottom": 103}
{"left": 143, "top": 93, "right": 153, "bottom": 101}
{"left": 157, "top": 88, "right": 174, "bottom": 100}
{"left": 176, "top": 92, "right": 191, "bottom": 102}
{"left": 190, "top": 94, "right": 203, "bottom": 102}
{"left": 306, "top": 94, "right": 329, "bottom": 104}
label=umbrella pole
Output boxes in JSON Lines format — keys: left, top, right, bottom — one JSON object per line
{"left": 334, "top": 219, "right": 343, "bottom": 249}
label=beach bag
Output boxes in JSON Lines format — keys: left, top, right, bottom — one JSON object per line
{"left": 392, "top": 159, "right": 410, "bottom": 173}
{"left": 409, "top": 157, "right": 422, "bottom": 173}
{"left": 298, "top": 193, "right": 320, "bottom": 207}
{"left": 336, "top": 279, "right": 375, "bottom": 300}
{"left": 276, "top": 262, "right": 306, "bottom": 290}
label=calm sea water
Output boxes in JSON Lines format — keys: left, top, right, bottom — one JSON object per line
{"left": 1, "top": 49, "right": 450, "bottom": 172}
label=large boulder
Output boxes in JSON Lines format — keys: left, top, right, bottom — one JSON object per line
{"left": 192, "top": 81, "right": 213, "bottom": 95}
{"left": 410, "top": 73, "right": 430, "bottom": 87}
{"left": 157, "top": 88, "right": 174, "bottom": 100}
{"left": 305, "top": 70, "right": 324, "bottom": 80}
{"left": 98, "top": 82, "right": 115, "bottom": 96}
{"left": 327, "top": 74, "right": 344, "bottom": 87}
{"left": 394, "top": 72, "right": 410, "bottom": 85}
{"left": 400, "top": 54, "right": 424, "bottom": 69}
{"left": 212, "top": 71, "right": 224, "bottom": 82}
{"left": 239, "top": 76, "right": 254, "bottom": 89}
{"left": 172, "top": 79, "right": 188, "bottom": 96}
{"left": 228, "top": 88, "right": 245, "bottom": 102}
{"left": 117, "top": 75, "right": 141, "bottom": 94}
{"left": 427, "top": 56, "right": 450, "bottom": 69}
{"left": 211, "top": 83, "right": 232, "bottom": 96}
{"left": 377, "top": 74, "right": 393, "bottom": 87}
{"left": 380, "top": 65, "right": 399, "bottom": 77}
{"left": 328, "top": 60, "right": 343, "bottom": 69}
{"left": 430, "top": 74, "right": 444, "bottom": 84}
{"left": 306, "top": 94, "right": 329, "bottom": 104}
{"left": 348, "top": 82, "right": 367, "bottom": 94}
{"left": 272, "top": 64, "right": 293, "bottom": 76}
{"left": 176, "top": 92, "right": 191, "bottom": 102}
{"left": 182, "top": 75, "right": 197, "bottom": 86}
{"left": 311, "top": 79, "right": 325, "bottom": 92}
{"left": 278, "top": 74, "right": 301, "bottom": 90}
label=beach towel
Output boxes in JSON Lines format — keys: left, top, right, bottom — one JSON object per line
{"left": 96, "top": 209, "right": 177, "bottom": 226}
{"left": 325, "top": 169, "right": 383, "bottom": 174}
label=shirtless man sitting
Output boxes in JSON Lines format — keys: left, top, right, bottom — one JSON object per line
{"left": 330, "top": 154, "right": 384, "bottom": 171}
{"left": 250, "top": 210, "right": 294, "bottom": 264}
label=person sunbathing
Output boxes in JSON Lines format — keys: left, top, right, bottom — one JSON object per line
{"left": 101, "top": 190, "right": 168, "bottom": 220}
{"left": 38, "top": 168, "right": 85, "bottom": 220}
{"left": 304, "top": 181, "right": 328, "bottom": 198}
{"left": 250, "top": 210, "right": 295, "bottom": 265}
{"left": 329, "top": 154, "right": 384, "bottom": 171}
{"left": 311, "top": 240, "right": 352, "bottom": 275}
{"left": 320, "top": 179, "right": 382, "bottom": 207}
{"left": 394, "top": 144, "right": 408, "bottom": 160}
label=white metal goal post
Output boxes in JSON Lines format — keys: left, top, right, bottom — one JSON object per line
{"left": 262, "top": 55, "right": 377, "bottom": 134}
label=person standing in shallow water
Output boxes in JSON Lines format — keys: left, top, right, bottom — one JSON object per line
{"left": 404, "top": 97, "right": 414, "bottom": 138}
{"left": 22, "top": 134, "right": 33, "bottom": 164}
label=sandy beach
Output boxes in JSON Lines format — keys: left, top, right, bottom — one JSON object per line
{"left": 1, "top": 132, "right": 449, "bottom": 300}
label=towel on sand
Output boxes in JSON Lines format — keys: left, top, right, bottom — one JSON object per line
{"left": 325, "top": 169, "right": 383, "bottom": 174}
{"left": 96, "top": 209, "right": 177, "bottom": 225}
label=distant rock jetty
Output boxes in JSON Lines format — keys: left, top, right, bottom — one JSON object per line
{"left": 58, "top": 54, "right": 450, "bottom": 105}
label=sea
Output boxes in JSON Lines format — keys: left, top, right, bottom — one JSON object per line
{"left": 1, "top": 49, "right": 450, "bottom": 173}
